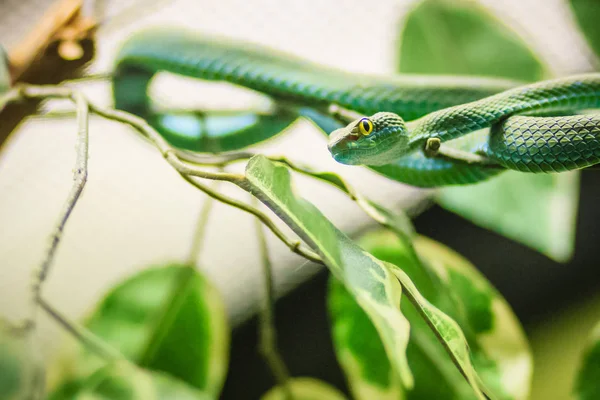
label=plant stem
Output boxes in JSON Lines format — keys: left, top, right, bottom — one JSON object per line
{"left": 17, "top": 88, "right": 90, "bottom": 326}
{"left": 87, "top": 103, "right": 244, "bottom": 182}
{"left": 187, "top": 185, "right": 218, "bottom": 266}
{"left": 0, "top": 84, "right": 325, "bottom": 335}
{"left": 253, "top": 198, "right": 294, "bottom": 399}
{"left": 16, "top": 84, "right": 323, "bottom": 263}
{"left": 38, "top": 296, "right": 122, "bottom": 362}
{"left": 180, "top": 174, "right": 322, "bottom": 264}
{"left": 177, "top": 150, "right": 423, "bottom": 236}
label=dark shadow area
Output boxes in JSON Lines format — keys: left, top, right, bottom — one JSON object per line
{"left": 222, "top": 169, "right": 600, "bottom": 399}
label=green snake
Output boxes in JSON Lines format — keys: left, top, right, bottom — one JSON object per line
{"left": 112, "top": 28, "right": 600, "bottom": 187}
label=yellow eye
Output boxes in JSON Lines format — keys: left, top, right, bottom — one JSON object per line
{"left": 358, "top": 118, "right": 373, "bottom": 136}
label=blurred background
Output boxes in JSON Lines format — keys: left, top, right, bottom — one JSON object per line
{"left": 0, "top": 0, "right": 599, "bottom": 399}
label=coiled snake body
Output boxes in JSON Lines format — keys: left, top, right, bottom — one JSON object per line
{"left": 113, "top": 28, "right": 600, "bottom": 187}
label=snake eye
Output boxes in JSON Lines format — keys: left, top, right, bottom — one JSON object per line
{"left": 358, "top": 118, "right": 373, "bottom": 136}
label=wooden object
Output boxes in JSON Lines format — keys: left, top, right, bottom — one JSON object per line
{"left": 0, "top": 0, "right": 98, "bottom": 149}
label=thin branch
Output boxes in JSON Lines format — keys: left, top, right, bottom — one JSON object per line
{"left": 176, "top": 150, "right": 420, "bottom": 236}
{"left": 11, "top": 86, "right": 236, "bottom": 182}
{"left": 87, "top": 103, "right": 245, "bottom": 182}
{"left": 188, "top": 183, "right": 218, "bottom": 266}
{"left": 424, "top": 137, "right": 499, "bottom": 166}
{"left": 253, "top": 197, "right": 294, "bottom": 399}
{"left": 0, "top": 84, "right": 324, "bottom": 310}
{"left": 37, "top": 85, "right": 322, "bottom": 264}
{"left": 12, "top": 87, "right": 90, "bottom": 326}
{"left": 181, "top": 174, "right": 323, "bottom": 264}
{"left": 62, "top": 72, "right": 114, "bottom": 83}
{"left": 0, "top": 87, "right": 23, "bottom": 109}
{"left": 175, "top": 149, "right": 256, "bottom": 166}
{"left": 38, "top": 296, "right": 123, "bottom": 362}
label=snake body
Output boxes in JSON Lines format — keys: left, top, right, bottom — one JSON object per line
{"left": 113, "top": 28, "right": 600, "bottom": 187}
{"left": 329, "top": 75, "right": 600, "bottom": 170}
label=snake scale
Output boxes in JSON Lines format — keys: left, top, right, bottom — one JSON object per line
{"left": 113, "top": 28, "right": 600, "bottom": 187}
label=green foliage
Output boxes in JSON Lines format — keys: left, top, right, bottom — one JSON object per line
{"left": 244, "top": 155, "right": 414, "bottom": 387}
{"left": 328, "top": 278, "right": 404, "bottom": 400}
{"left": 49, "top": 264, "right": 229, "bottom": 399}
{"left": 244, "top": 155, "right": 521, "bottom": 397}
{"left": 437, "top": 171, "right": 580, "bottom": 261}
{"left": 329, "top": 230, "right": 532, "bottom": 400}
{"left": 569, "top": 0, "right": 600, "bottom": 60}
{"left": 406, "top": 236, "right": 532, "bottom": 400}
{"left": 575, "top": 322, "right": 600, "bottom": 400}
{"left": 398, "top": 0, "right": 579, "bottom": 262}
{"left": 0, "top": 326, "right": 44, "bottom": 400}
{"left": 260, "top": 378, "right": 348, "bottom": 400}
{"left": 72, "top": 361, "right": 212, "bottom": 400}
{"left": 398, "top": 0, "right": 546, "bottom": 81}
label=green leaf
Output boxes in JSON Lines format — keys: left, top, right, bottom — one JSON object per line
{"left": 569, "top": 0, "right": 600, "bottom": 60}
{"left": 50, "top": 264, "right": 229, "bottom": 398}
{"left": 244, "top": 155, "right": 414, "bottom": 388}
{"left": 328, "top": 278, "right": 405, "bottom": 400}
{"left": 72, "top": 361, "right": 212, "bottom": 400}
{"left": 411, "top": 236, "right": 532, "bottom": 400}
{"left": 437, "top": 171, "right": 580, "bottom": 262}
{"left": 575, "top": 321, "right": 600, "bottom": 400}
{"left": 355, "top": 198, "right": 416, "bottom": 240}
{"left": 329, "top": 230, "right": 532, "bottom": 400}
{"left": 330, "top": 275, "right": 478, "bottom": 400}
{"left": 398, "top": 0, "right": 546, "bottom": 81}
{"left": 268, "top": 157, "right": 416, "bottom": 239}
{"left": 0, "top": 325, "right": 45, "bottom": 400}
{"left": 391, "top": 265, "right": 492, "bottom": 400}
{"left": 260, "top": 378, "right": 348, "bottom": 400}
{"left": 397, "top": 0, "right": 578, "bottom": 261}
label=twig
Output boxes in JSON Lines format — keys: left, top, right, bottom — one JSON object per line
{"left": 83, "top": 91, "right": 323, "bottom": 263}
{"left": 19, "top": 84, "right": 323, "bottom": 262}
{"left": 424, "top": 137, "right": 499, "bottom": 166}
{"left": 87, "top": 104, "right": 244, "bottom": 182}
{"left": 175, "top": 149, "right": 256, "bottom": 166}
{"left": 62, "top": 72, "right": 114, "bottom": 83}
{"left": 180, "top": 174, "right": 322, "bottom": 264}
{"left": 38, "top": 296, "right": 122, "bottom": 362}
{"left": 8, "top": 87, "right": 90, "bottom": 326}
{"left": 0, "top": 84, "right": 325, "bottom": 329}
{"left": 253, "top": 197, "right": 294, "bottom": 399}
{"left": 187, "top": 182, "right": 218, "bottom": 266}
{"left": 176, "top": 150, "right": 420, "bottom": 236}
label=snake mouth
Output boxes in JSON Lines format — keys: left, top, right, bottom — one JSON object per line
{"left": 328, "top": 134, "right": 401, "bottom": 166}
{"left": 329, "top": 144, "right": 386, "bottom": 166}
{"left": 327, "top": 135, "right": 367, "bottom": 165}
{"left": 330, "top": 149, "right": 359, "bottom": 165}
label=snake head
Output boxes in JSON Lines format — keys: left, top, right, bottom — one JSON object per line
{"left": 327, "top": 112, "right": 409, "bottom": 166}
